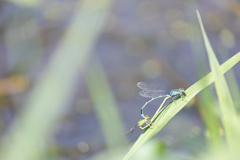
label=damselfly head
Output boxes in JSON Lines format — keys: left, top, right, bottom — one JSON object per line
{"left": 179, "top": 88, "right": 186, "bottom": 96}
{"left": 179, "top": 88, "right": 184, "bottom": 92}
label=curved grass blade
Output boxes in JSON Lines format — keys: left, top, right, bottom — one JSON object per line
{"left": 123, "top": 51, "right": 240, "bottom": 160}
{"left": 219, "top": 47, "right": 240, "bottom": 108}
{"left": 189, "top": 23, "right": 222, "bottom": 149}
{"left": 197, "top": 10, "right": 240, "bottom": 147}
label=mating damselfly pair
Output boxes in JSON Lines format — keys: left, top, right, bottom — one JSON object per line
{"left": 137, "top": 82, "right": 186, "bottom": 120}
{"left": 125, "top": 82, "right": 186, "bottom": 137}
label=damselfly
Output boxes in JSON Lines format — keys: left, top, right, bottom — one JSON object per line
{"left": 137, "top": 82, "right": 186, "bottom": 119}
{"left": 126, "top": 96, "right": 171, "bottom": 135}
{"left": 120, "top": 96, "right": 171, "bottom": 145}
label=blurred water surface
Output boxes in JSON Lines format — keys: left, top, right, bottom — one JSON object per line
{"left": 0, "top": 0, "right": 240, "bottom": 159}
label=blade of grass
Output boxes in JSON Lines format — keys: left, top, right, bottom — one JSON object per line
{"left": 85, "top": 58, "right": 125, "bottom": 148}
{"left": 197, "top": 10, "right": 239, "bottom": 148}
{"left": 123, "top": 51, "right": 240, "bottom": 160}
{"left": 218, "top": 46, "right": 240, "bottom": 109}
{"left": 189, "top": 23, "right": 222, "bottom": 148}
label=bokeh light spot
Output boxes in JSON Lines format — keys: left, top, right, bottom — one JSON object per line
{"left": 170, "top": 20, "right": 189, "bottom": 40}
{"left": 141, "top": 60, "right": 162, "bottom": 79}
{"left": 125, "top": 37, "right": 146, "bottom": 56}
{"left": 219, "top": 28, "right": 235, "bottom": 48}
{"left": 77, "top": 142, "right": 89, "bottom": 153}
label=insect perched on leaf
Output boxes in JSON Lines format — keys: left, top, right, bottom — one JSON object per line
{"left": 137, "top": 82, "right": 186, "bottom": 119}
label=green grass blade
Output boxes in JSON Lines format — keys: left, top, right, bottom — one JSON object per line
{"left": 219, "top": 46, "right": 240, "bottom": 108}
{"left": 189, "top": 23, "right": 222, "bottom": 148}
{"left": 197, "top": 10, "right": 239, "bottom": 147}
{"left": 123, "top": 51, "right": 240, "bottom": 160}
{"left": 85, "top": 58, "right": 125, "bottom": 148}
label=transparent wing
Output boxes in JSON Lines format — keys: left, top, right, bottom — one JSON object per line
{"left": 125, "top": 124, "right": 137, "bottom": 137}
{"left": 137, "top": 82, "right": 166, "bottom": 92}
{"left": 139, "top": 90, "right": 169, "bottom": 98}
{"left": 113, "top": 124, "right": 137, "bottom": 147}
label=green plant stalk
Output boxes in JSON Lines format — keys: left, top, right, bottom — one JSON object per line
{"left": 123, "top": 51, "right": 240, "bottom": 160}
{"left": 198, "top": 89, "right": 222, "bottom": 146}
{"left": 197, "top": 10, "right": 239, "bottom": 148}
{"left": 85, "top": 58, "right": 125, "bottom": 148}
{"left": 219, "top": 46, "right": 240, "bottom": 109}
{"left": 189, "top": 23, "right": 222, "bottom": 148}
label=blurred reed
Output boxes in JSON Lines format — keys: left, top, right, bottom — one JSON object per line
{"left": 85, "top": 57, "right": 125, "bottom": 148}
{"left": 218, "top": 46, "right": 240, "bottom": 109}
{"left": 189, "top": 21, "right": 222, "bottom": 149}
{"left": 0, "top": 0, "right": 113, "bottom": 160}
{"left": 197, "top": 10, "right": 240, "bottom": 148}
